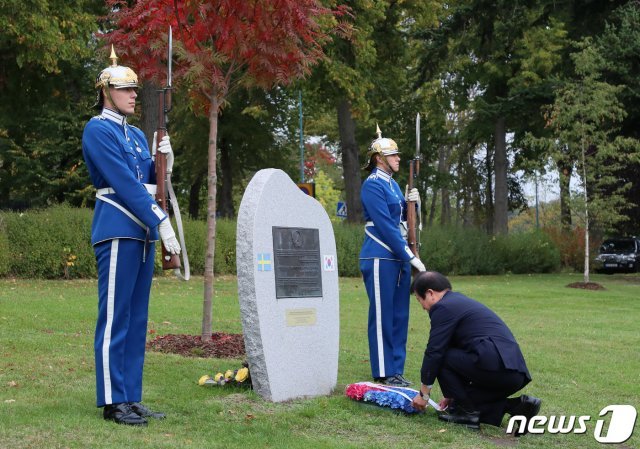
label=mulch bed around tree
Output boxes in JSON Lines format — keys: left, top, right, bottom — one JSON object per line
{"left": 147, "top": 333, "right": 245, "bottom": 358}
{"left": 566, "top": 282, "right": 606, "bottom": 290}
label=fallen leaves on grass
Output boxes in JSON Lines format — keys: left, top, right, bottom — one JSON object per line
{"left": 566, "top": 282, "right": 606, "bottom": 290}
{"left": 147, "top": 333, "right": 245, "bottom": 358}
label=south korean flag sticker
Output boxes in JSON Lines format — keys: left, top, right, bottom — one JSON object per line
{"left": 323, "top": 255, "right": 336, "bottom": 271}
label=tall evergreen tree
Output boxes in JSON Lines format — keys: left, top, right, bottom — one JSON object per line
{"left": 415, "top": 0, "right": 569, "bottom": 234}
{"left": 0, "top": 0, "right": 104, "bottom": 209}
{"left": 542, "top": 42, "right": 637, "bottom": 282}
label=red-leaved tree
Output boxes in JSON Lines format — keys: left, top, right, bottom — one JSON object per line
{"left": 104, "top": 0, "right": 349, "bottom": 338}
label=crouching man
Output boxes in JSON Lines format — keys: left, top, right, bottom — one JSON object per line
{"left": 410, "top": 271, "right": 541, "bottom": 434}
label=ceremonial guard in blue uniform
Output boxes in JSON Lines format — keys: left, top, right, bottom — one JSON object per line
{"left": 360, "top": 126, "right": 426, "bottom": 387}
{"left": 82, "top": 47, "right": 181, "bottom": 426}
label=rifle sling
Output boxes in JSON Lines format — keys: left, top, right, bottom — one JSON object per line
{"left": 166, "top": 173, "right": 191, "bottom": 281}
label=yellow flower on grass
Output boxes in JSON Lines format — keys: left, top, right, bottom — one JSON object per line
{"left": 198, "top": 375, "right": 211, "bottom": 386}
{"left": 224, "top": 370, "right": 234, "bottom": 381}
{"left": 235, "top": 367, "right": 249, "bottom": 382}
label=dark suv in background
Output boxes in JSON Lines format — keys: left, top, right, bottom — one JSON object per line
{"left": 594, "top": 237, "right": 640, "bottom": 273}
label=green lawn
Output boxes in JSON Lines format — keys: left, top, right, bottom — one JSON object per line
{"left": 0, "top": 273, "right": 638, "bottom": 449}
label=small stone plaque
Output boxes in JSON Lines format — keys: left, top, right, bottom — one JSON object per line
{"left": 272, "top": 227, "right": 322, "bottom": 299}
{"left": 285, "top": 308, "right": 317, "bottom": 327}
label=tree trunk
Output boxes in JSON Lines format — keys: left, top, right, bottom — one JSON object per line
{"left": 581, "top": 139, "right": 590, "bottom": 284}
{"left": 557, "top": 156, "right": 573, "bottom": 231}
{"left": 138, "top": 82, "right": 159, "bottom": 144}
{"left": 337, "top": 99, "right": 363, "bottom": 223}
{"left": 202, "top": 96, "right": 220, "bottom": 339}
{"left": 428, "top": 188, "right": 437, "bottom": 227}
{"left": 493, "top": 117, "right": 508, "bottom": 235}
{"left": 485, "top": 146, "right": 494, "bottom": 235}
{"left": 219, "top": 137, "right": 235, "bottom": 218}
{"left": 188, "top": 173, "right": 204, "bottom": 219}
{"left": 439, "top": 145, "right": 451, "bottom": 226}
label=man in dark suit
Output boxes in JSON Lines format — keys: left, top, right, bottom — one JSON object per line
{"left": 410, "top": 271, "right": 541, "bottom": 433}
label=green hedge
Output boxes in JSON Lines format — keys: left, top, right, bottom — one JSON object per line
{"left": 0, "top": 215, "right": 10, "bottom": 277}
{"left": 0, "top": 206, "right": 561, "bottom": 279}
{"left": 333, "top": 222, "right": 364, "bottom": 278}
{"left": 1, "top": 205, "right": 96, "bottom": 279}
{"left": 496, "top": 229, "right": 561, "bottom": 274}
{"left": 180, "top": 217, "right": 237, "bottom": 276}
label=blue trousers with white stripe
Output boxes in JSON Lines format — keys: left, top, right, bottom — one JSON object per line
{"left": 360, "top": 258, "right": 411, "bottom": 379}
{"left": 94, "top": 238, "right": 155, "bottom": 407}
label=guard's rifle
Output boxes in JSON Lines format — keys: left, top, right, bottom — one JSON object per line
{"left": 155, "top": 27, "right": 190, "bottom": 279}
{"left": 407, "top": 113, "right": 422, "bottom": 264}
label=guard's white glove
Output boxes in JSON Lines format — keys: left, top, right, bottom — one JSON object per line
{"left": 158, "top": 219, "right": 181, "bottom": 255}
{"left": 152, "top": 132, "right": 174, "bottom": 174}
{"left": 410, "top": 257, "right": 426, "bottom": 272}
{"left": 405, "top": 186, "right": 420, "bottom": 204}
{"left": 158, "top": 135, "right": 174, "bottom": 173}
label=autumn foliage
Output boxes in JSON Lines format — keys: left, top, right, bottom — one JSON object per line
{"left": 103, "top": 0, "right": 349, "bottom": 110}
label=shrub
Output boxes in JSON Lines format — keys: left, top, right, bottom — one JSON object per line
{"left": 0, "top": 215, "right": 10, "bottom": 276}
{"left": 497, "top": 230, "right": 561, "bottom": 274}
{"left": 543, "top": 225, "right": 591, "bottom": 272}
{"left": 421, "top": 226, "right": 503, "bottom": 275}
{"left": 215, "top": 218, "right": 237, "bottom": 275}
{"left": 2, "top": 205, "right": 96, "bottom": 279}
{"left": 147, "top": 217, "right": 237, "bottom": 277}
{"left": 0, "top": 206, "right": 565, "bottom": 278}
{"left": 420, "top": 226, "right": 458, "bottom": 274}
{"left": 333, "top": 222, "right": 364, "bottom": 278}
{"left": 179, "top": 217, "right": 207, "bottom": 276}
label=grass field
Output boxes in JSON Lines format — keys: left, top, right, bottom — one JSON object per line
{"left": 0, "top": 273, "right": 638, "bottom": 449}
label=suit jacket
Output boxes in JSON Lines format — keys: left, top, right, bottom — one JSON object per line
{"left": 421, "top": 291, "right": 531, "bottom": 386}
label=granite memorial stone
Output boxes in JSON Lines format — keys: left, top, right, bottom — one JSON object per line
{"left": 236, "top": 169, "right": 339, "bottom": 402}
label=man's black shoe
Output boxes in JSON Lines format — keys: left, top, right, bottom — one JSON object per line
{"left": 103, "top": 403, "right": 148, "bottom": 426}
{"left": 516, "top": 395, "right": 542, "bottom": 418}
{"left": 394, "top": 374, "right": 412, "bottom": 386}
{"left": 509, "top": 395, "right": 542, "bottom": 436}
{"left": 438, "top": 409, "right": 480, "bottom": 430}
{"left": 129, "top": 402, "right": 166, "bottom": 420}
{"left": 375, "top": 375, "right": 410, "bottom": 387}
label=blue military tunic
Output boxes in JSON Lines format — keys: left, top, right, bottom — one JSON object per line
{"left": 82, "top": 107, "right": 168, "bottom": 407}
{"left": 359, "top": 168, "right": 415, "bottom": 379}
{"left": 83, "top": 108, "right": 166, "bottom": 243}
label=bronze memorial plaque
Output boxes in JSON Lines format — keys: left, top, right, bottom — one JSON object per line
{"left": 272, "top": 226, "right": 322, "bottom": 298}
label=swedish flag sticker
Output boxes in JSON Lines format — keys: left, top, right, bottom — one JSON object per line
{"left": 257, "top": 253, "right": 272, "bottom": 272}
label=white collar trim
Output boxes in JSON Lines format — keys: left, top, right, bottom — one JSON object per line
{"left": 101, "top": 108, "right": 127, "bottom": 126}
{"left": 374, "top": 168, "right": 392, "bottom": 182}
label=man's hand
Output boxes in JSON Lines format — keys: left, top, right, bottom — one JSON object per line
{"left": 158, "top": 219, "right": 181, "bottom": 255}
{"left": 412, "top": 394, "right": 427, "bottom": 411}
{"left": 410, "top": 257, "right": 426, "bottom": 272}
{"left": 439, "top": 397, "right": 452, "bottom": 411}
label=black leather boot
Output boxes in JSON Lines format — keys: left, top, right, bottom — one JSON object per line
{"left": 438, "top": 408, "right": 481, "bottom": 430}
{"left": 103, "top": 403, "right": 148, "bottom": 426}
{"left": 508, "top": 395, "right": 542, "bottom": 436}
{"left": 129, "top": 402, "right": 166, "bottom": 420}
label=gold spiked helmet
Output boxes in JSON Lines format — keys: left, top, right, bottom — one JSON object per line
{"left": 363, "top": 124, "right": 399, "bottom": 171}
{"left": 94, "top": 46, "right": 139, "bottom": 109}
